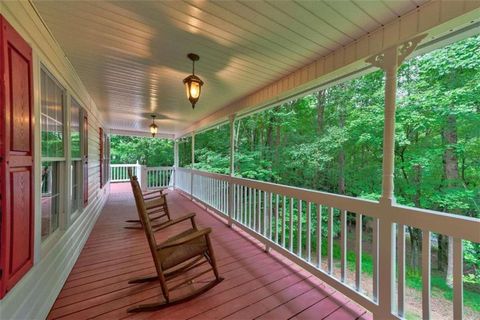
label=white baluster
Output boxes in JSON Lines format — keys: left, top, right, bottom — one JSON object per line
{"left": 398, "top": 223, "right": 405, "bottom": 316}
{"left": 328, "top": 207, "right": 334, "bottom": 274}
{"left": 340, "top": 210, "right": 347, "bottom": 282}
{"left": 356, "top": 214, "right": 363, "bottom": 292}
{"left": 422, "top": 230, "right": 431, "bottom": 319}
{"left": 453, "top": 237, "right": 463, "bottom": 320}
{"left": 307, "top": 202, "right": 312, "bottom": 263}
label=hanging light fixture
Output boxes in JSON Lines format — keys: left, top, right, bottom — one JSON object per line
{"left": 149, "top": 114, "right": 158, "bottom": 137}
{"left": 183, "top": 53, "right": 204, "bottom": 109}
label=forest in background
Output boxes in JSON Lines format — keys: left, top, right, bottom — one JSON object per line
{"left": 110, "top": 135, "right": 173, "bottom": 166}
{"left": 112, "top": 35, "right": 479, "bottom": 316}
{"left": 180, "top": 35, "right": 480, "bottom": 312}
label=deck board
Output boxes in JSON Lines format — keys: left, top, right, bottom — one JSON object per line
{"left": 48, "top": 183, "right": 369, "bottom": 319}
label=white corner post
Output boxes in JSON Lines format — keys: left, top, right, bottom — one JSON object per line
{"left": 227, "top": 114, "right": 236, "bottom": 227}
{"left": 366, "top": 34, "right": 425, "bottom": 320}
{"left": 135, "top": 160, "right": 147, "bottom": 191}
{"left": 141, "top": 165, "right": 148, "bottom": 191}
{"left": 190, "top": 132, "right": 195, "bottom": 199}
{"left": 173, "top": 139, "right": 179, "bottom": 189}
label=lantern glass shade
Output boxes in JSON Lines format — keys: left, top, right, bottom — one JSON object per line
{"left": 150, "top": 122, "right": 158, "bottom": 137}
{"left": 189, "top": 80, "right": 201, "bottom": 99}
{"left": 183, "top": 74, "right": 203, "bottom": 108}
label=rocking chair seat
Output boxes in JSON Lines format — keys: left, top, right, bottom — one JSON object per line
{"left": 158, "top": 228, "right": 210, "bottom": 270}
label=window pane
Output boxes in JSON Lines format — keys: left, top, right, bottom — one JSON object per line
{"left": 41, "top": 161, "right": 60, "bottom": 240}
{"left": 41, "top": 69, "right": 65, "bottom": 158}
{"left": 71, "top": 160, "right": 81, "bottom": 214}
{"left": 71, "top": 98, "right": 81, "bottom": 159}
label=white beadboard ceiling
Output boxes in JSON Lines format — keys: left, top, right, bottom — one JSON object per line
{"left": 34, "top": 0, "right": 425, "bottom": 136}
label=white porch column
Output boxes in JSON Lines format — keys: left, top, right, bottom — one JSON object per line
{"left": 135, "top": 160, "right": 147, "bottom": 191}
{"left": 190, "top": 132, "right": 195, "bottom": 198}
{"left": 141, "top": 165, "right": 148, "bottom": 192}
{"left": 227, "top": 114, "right": 236, "bottom": 227}
{"left": 173, "top": 139, "right": 179, "bottom": 189}
{"left": 366, "top": 35, "right": 425, "bottom": 320}
{"left": 381, "top": 48, "right": 398, "bottom": 205}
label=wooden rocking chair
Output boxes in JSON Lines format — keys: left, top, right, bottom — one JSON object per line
{"left": 124, "top": 168, "right": 169, "bottom": 228}
{"left": 127, "top": 176, "right": 223, "bottom": 312}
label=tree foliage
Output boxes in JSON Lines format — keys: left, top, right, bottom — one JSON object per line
{"left": 110, "top": 135, "right": 173, "bottom": 166}
{"left": 189, "top": 35, "right": 480, "bottom": 282}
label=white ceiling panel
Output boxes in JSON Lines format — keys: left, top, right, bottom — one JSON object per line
{"left": 33, "top": 0, "right": 425, "bottom": 136}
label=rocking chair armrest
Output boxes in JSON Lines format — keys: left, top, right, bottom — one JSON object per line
{"left": 153, "top": 213, "right": 196, "bottom": 231}
{"left": 143, "top": 190, "right": 167, "bottom": 200}
{"left": 144, "top": 193, "right": 168, "bottom": 201}
{"left": 157, "top": 228, "right": 212, "bottom": 249}
{"left": 143, "top": 189, "right": 164, "bottom": 196}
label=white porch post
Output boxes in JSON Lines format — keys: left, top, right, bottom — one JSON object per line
{"left": 135, "top": 160, "right": 146, "bottom": 191}
{"left": 228, "top": 114, "right": 236, "bottom": 227}
{"left": 141, "top": 165, "right": 148, "bottom": 191}
{"left": 366, "top": 35, "right": 425, "bottom": 319}
{"left": 173, "top": 139, "right": 179, "bottom": 189}
{"left": 190, "top": 132, "right": 195, "bottom": 198}
{"left": 379, "top": 47, "right": 398, "bottom": 320}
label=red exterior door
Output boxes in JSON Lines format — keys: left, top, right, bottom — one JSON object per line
{"left": 0, "top": 16, "right": 34, "bottom": 298}
{"left": 82, "top": 111, "right": 88, "bottom": 206}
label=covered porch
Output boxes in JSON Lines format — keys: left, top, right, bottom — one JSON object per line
{"left": 48, "top": 184, "right": 368, "bottom": 320}
{"left": 0, "top": 1, "right": 478, "bottom": 320}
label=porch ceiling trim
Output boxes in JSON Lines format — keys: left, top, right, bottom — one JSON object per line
{"left": 110, "top": 128, "right": 175, "bottom": 140}
{"left": 177, "top": 0, "right": 480, "bottom": 138}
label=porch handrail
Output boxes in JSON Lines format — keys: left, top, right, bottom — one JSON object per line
{"left": 174, "top": 166, "right": 480, "bottom": 319}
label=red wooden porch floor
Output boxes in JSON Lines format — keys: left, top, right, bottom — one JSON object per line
{"left": 48, "top": 183, "right": 371, "bottom": 320}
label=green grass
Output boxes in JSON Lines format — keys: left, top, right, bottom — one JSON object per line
{"left": 334, "top": 242, "right": 480, "bottom": 312}
{"left": 284, "top": 229, "right": 480, "bottom": 312}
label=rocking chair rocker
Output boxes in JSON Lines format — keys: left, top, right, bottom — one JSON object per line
{"left": 127, "top": 176, "right": 223, "bottom": 312}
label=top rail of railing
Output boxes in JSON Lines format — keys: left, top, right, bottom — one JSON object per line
{"left": 176, "top": 167, "right": 480, "bottom": 243}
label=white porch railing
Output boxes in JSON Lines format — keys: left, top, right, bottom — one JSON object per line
{"left": 147, "top": 167, "right": 174, "bottom": 189}
{"left": 110, "top": 164, "right": 173, "bottom": 189}
{"left": 110, "top": 164, "right": 137, "bottom": 182}
{"left": 174, "top": 167, "right": 480, "bottom": 320}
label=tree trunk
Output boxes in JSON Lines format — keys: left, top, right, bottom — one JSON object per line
{"left": 316, "top": 90, "right": 326, "bottom": 134}
{"left": 437, "top": 234, "right": 444, "bottom": 271}
{"left": 443, "top": 113, "right": 459, "bottom": 288}
{"left": 408, "top": 226, "right": 422, "bottom": 271}
{"left": 274, "top": 115, "right": 281, "bottom": 173}
{"left": 338, "top": 102, "right": 346, "bottom": 195}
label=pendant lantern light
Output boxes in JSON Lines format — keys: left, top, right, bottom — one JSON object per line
{"left": 183, "top": 53, "right": 204, "bottom": 109}
{"left": 149, "top": 115, "right": 158, "bottom": 137}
